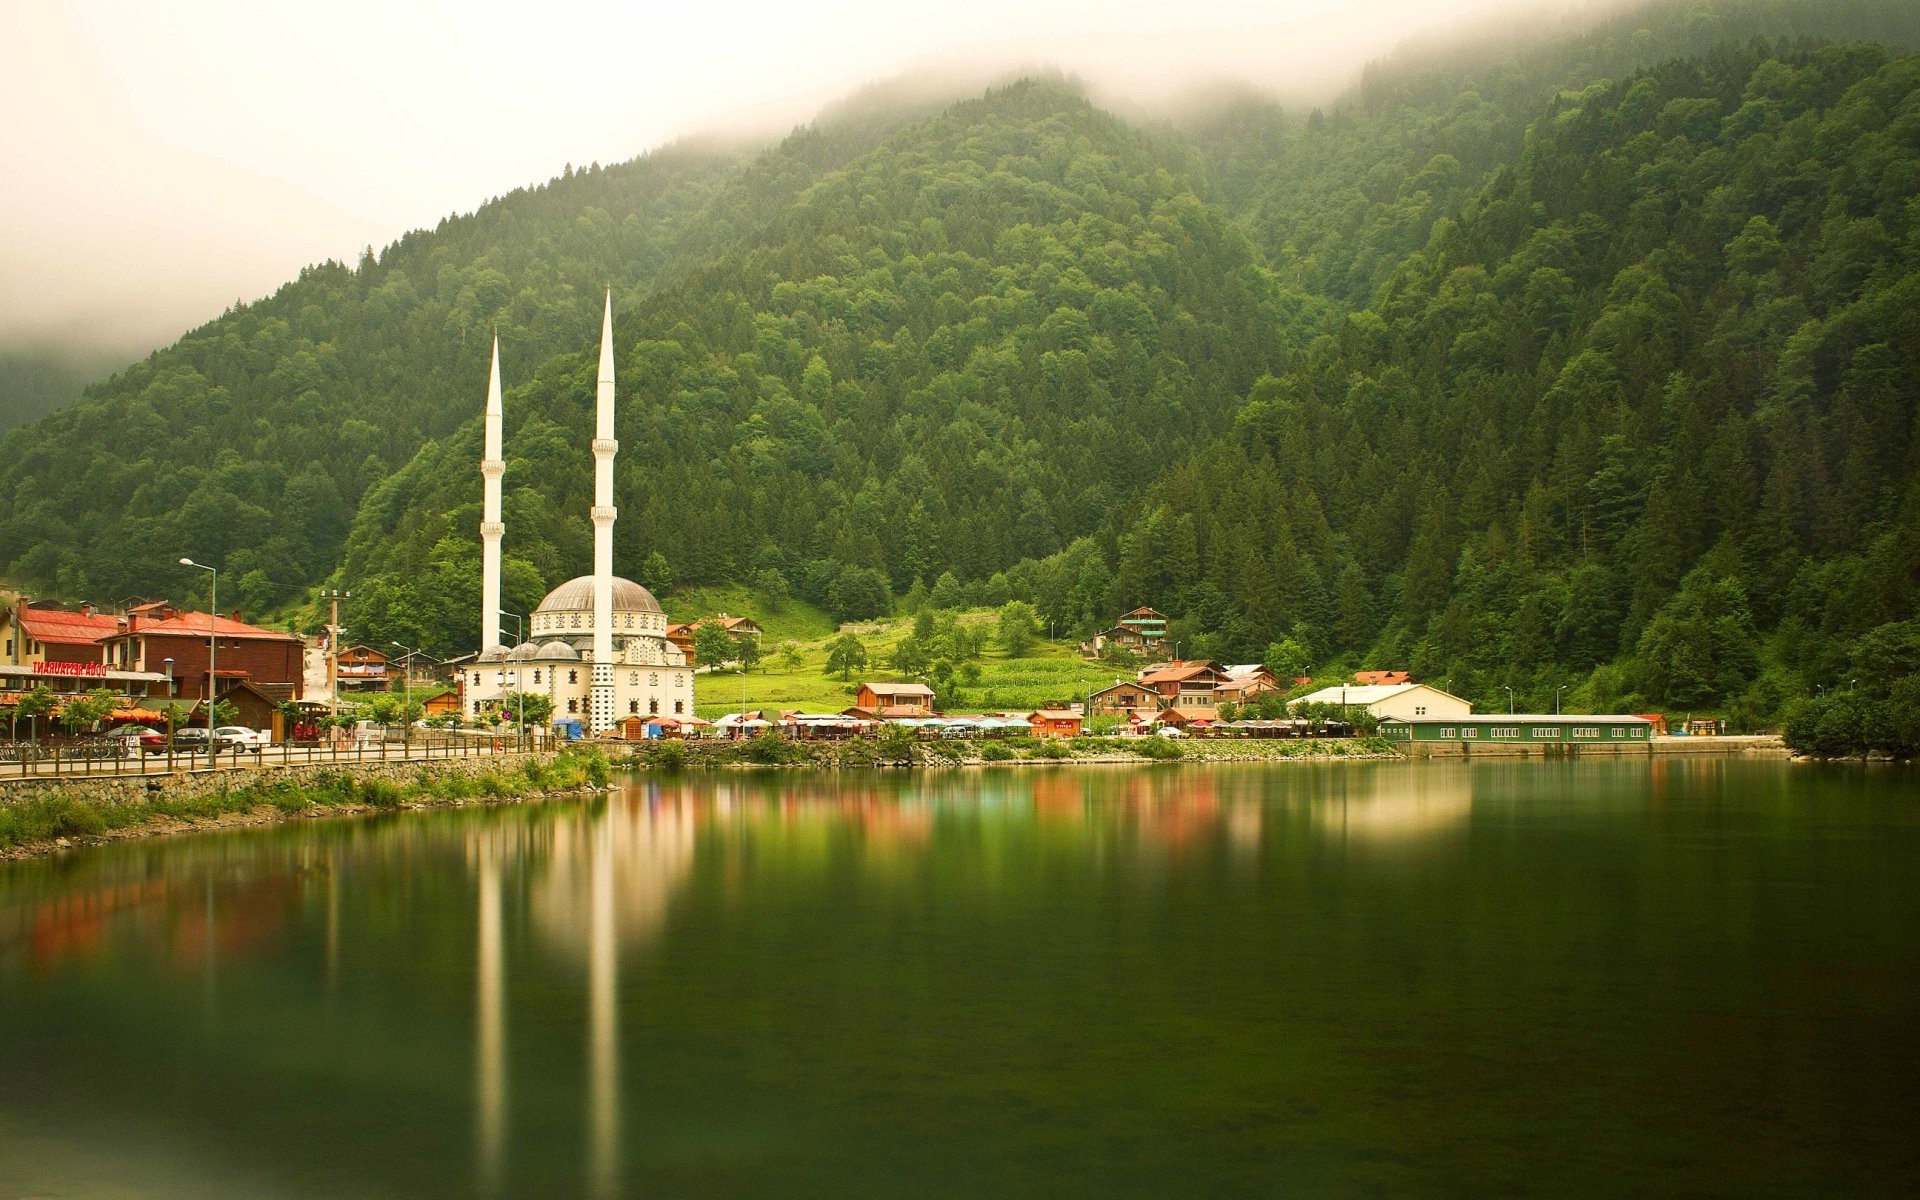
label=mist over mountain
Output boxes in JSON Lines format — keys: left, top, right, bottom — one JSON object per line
{"left": 2, "top": 0, "right": 1916, "bottom": 728}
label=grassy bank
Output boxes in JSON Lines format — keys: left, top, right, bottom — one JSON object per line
{"left": 623, "top": 734, "right": 1399, "bottom": 770}
{"left": 0, "top": 748, "right": 611, "bottom": 854}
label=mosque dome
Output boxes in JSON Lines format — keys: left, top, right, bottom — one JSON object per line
{"left": 537, "top": 640, "right": 580, "bottom": 660}
{"left": 534, "top": 575, "right": 662, "bottom": 615}
{"left": 477, "top": 646, "right": 509, "bottom": 663}
{"left": 505, "top": 641, "right": 543, "bottom": 662}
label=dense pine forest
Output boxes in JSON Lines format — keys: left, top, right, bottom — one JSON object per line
{"left": 1, "top": 0, "right": 1916, "bottom": 743}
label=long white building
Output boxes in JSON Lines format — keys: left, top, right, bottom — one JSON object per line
{"left": 463, "top": 295, "right": 694, "bottom": 730}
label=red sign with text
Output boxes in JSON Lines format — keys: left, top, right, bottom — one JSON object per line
{"left": 37, "top": 661, "right": 107, "bottom": 677}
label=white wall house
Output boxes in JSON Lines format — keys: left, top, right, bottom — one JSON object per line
{"left": 1293, "top": 682, "right": 1472, "bottom": 721}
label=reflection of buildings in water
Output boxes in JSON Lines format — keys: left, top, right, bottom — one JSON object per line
{"left": 1314, "top": 766, "right": 1472, "bottom": 842}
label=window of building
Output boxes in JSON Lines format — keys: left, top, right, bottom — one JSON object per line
{"left": 649, "top": 672, "right": 658, "bottom": 687}
{"left": 1462, "top": 727, "right": 1478, "bottom": 738}
{"left": 1533, "top": 727, "right": 1559, "bottom": 738}
{"left": 629, "top": 700, "right": 638, "bottom": 714}
{"left": 533, "top": 670, "right": 541, "bottom": 685}
{"left": 568, "top": 670, "right": 577, "bottom": 684}
{"left": 1574, "top": 727, "right": 1599, "bottom": 738}
{"left": 570, "top": 614, "right": 581, "bottom": 628}
{"left": 674, "top": 700, "right": 684, "bottom": 715}
{"left": 673, "top": 674, "right": 683, "bottom": 688}
{"left": 1440, "top": 727, "right": 1456, "bottom": 738}
{"left": 648, "top": 699, "right": 658, "bottom": 715}
{"left": 473, "top": 701, "right": 482, "bottom": 715}
{"left": 1414, "top": 705, "right": 1427, "bottom": 715}
{"left": 567, "top": 698, "right": 579, "bottom": 714}
{"left": 1611, "top": 727, "right": 1625, "bottom": 737}
{"left": 629, "top": 672, "right": 638, "bottom": 686}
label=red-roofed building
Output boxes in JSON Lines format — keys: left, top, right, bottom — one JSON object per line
{"left": 1028, "top": 709, "right": 1084, "bottom": 737}
{"left": 2, "top": 602, "right": 122, "bottom": 668}
{"left": 1138, "top": 662, "right": 1227, "bottom": 715}
{"left": 98, "top": 607, "right": 304, "bottom": 705}
{"left": 853, "top": 681, "right": 935, "bottom": 715}
{"left": 1354, "top": 671, "right": 1413, "bottom": 687}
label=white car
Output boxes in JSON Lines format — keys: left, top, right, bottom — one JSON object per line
{"left": 1155, "top": 726, "right": 1189, "bottom": 739}
{"left": 215, "top": 726, "right": 270, "bottom": 753}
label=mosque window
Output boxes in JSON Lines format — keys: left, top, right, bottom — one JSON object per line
{"left": 649, "top": 699, "right": 658, "bottom": 715}
{"left": 674, "top": 701, "right": 684, "bottom": 715}
{"left": 472, "top": 673, "right": 480, "bottom": 686}
{"left": 570, "top": 614, "right": 581, "bottom": 628}
{"left": 628, "top": 700, "right": 638, "bottom": 714}
{"left": 629, "top": 672, "right": 638, "bottom": 686}
{"left": 532, "top": 670, "right": 541, "bottom": 684}
{"left": 567, "top": 698, "right": 578, "bottom": 714}
{"left": 649, "top": 672, "right": 658, "bottom": 686}
{"left": 674, "top": 674, "right": 683, "bottom": 687}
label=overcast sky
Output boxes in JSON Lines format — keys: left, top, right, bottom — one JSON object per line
{"left": 1, "top": 0, "right": 1595, "bottom": 353}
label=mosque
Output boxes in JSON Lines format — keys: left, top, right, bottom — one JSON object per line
{"left": 462, "top": 293, "right": 695, "bottom": 731}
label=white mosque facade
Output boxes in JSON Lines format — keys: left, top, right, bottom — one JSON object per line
{"left": 462, "top": 293, "right": 694, "bottom": 731}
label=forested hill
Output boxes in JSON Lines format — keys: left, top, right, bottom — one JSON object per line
{"left": 1, "top": 0, "right": 1916, "bottom": 725}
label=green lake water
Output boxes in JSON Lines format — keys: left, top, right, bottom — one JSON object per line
{"left": 1, "top": 760, "right": 1915, "bottom": 1197}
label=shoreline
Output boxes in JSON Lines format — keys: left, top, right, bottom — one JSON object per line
{"left": 1, "top": 736, "right": 1827, "bottom": 863}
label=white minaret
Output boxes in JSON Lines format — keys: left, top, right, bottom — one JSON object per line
{"left": 480, "top": 333, "right": 505, "bottom": 654}
{"left": 590, "top": 291, "right": 618, "bottom": 732}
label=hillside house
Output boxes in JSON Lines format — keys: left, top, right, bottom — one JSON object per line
{"left": 335, "top": 645, "right": 390, "bottom": 693}
{"left": 1139, "top": 662, "right": 1227, "bottom": 720}
{"left": 1088, "top": 679, "right": 1161, "bottom": 719}
{"left": 852, "top": 681, "right": 935, "bottom": 715}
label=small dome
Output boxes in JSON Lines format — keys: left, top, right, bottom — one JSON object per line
{"left": 477, "top": 646, "right": 509, "bottom": 663}
{"left": 537, "top": 640, "right": 580, "bottom": 660}
{"left": 505, "top": 642, "right": 543, "bottom": 662}
{"left": 534, "top": 575, "right": 662, "bottom": 615}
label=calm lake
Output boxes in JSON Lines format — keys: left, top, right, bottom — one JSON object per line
{"left": 1, "top": 760, "right": 1915, "bottom": 1197}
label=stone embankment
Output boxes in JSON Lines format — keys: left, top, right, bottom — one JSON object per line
{"left": 0, "top": 750, "right": 607, "bottom": 861}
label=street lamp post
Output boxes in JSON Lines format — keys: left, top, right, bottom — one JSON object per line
{"left": 501, "top": 612, "right": 524, "bottom": 648}
{"left": 1555, "top": 685, "right": 1567, "bottom": 715}
{"left": 391, "top": 641, "right": 420, "bottom": 749}
{"left": 1503, "top": 685, "right": 1515, "bottom": 715}
{"left": 180, "top": 558, "right": 218, "bottom": 760}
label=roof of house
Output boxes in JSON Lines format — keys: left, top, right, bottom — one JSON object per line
{"left": 1222, "top": 664, "right": 1276, "bottom": 682}
{"left": 859, "top": 681, "right": 935, "bottom": 698}
{"left": 1295, "top": 683, "right": 1426, "bottom": 706}
{"left": 1354, "top": 670, "right": 1413, "bottom": 686}
{"left": 1140, "top": 663, "right": 1223, "bottom": 686}
{"left": 1120, "top": 607, "right": 1167, "bottom": 620}
{"left": 1090, "top": 679, "right": 1157, "bottom": 697}
{"left": 1029, "top": 709, "right": 1082, "bottom": 722}
{"left": 13, "top": 606, "right": 122, "bottom": 646}
{"left": 115, "top": 612, "right": 301, "bottom": 643}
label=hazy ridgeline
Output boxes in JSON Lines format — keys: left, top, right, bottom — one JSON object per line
{"left": 0, "top": 0, "right": 1916, "bottom": 732}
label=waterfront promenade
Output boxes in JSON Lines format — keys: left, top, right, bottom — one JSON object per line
{"left": 0, "top": 734, "right": 541, "bottom": 783}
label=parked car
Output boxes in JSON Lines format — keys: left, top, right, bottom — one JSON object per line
{"left": 171, "top": 727, "right": 213, "bottom": 753}
{"left": 102, "top": 724, "right": 169, "bottom": 756}
{"left": 216, "top": 726, "right": 269, "bottom": 753}
{"left": 1155, "top": 726, "right": 1188, "bottom": 739}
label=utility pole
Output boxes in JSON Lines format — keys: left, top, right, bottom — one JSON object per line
{"left": 322, "top": 589, "right": 350, "bottom": 721}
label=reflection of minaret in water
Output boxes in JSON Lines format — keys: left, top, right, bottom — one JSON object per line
{"left": 475, "top": 842, "right": 506, "bottom": 1197}
{"left": 589, "top": 291, "right": 618, "bottom": 733}
{"left": 588, "top": 804, "right": 620, "bottom": 1197}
